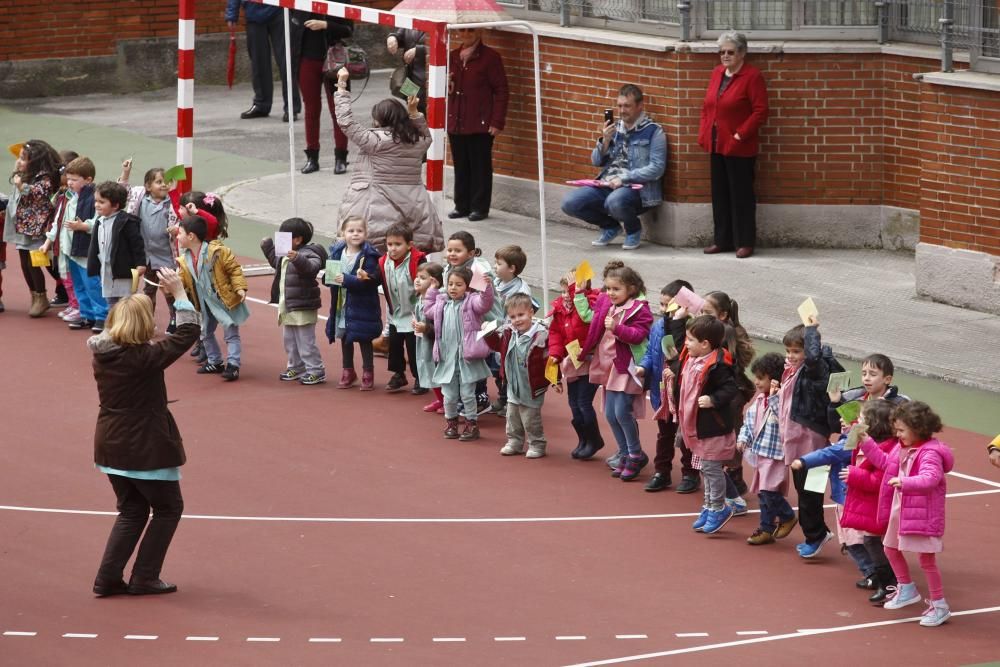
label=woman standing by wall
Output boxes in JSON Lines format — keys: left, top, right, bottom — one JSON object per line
{"left": 698, "top": 32, "right": 768, "bottom": 259}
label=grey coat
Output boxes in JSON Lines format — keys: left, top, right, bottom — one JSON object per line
{"left": 262, "top": 239, "right": 328, "bottom": 312}
{"left": 334, "top": 91, "right": 444, "bottom": 254}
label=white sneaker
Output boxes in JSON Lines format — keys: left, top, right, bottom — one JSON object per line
{"left": 919, "top": 599, "right": 951, "bottom": 627}
{"left": 725, "top": 497, "right": 749, "bottom": 516}
{"left": 526, "top": 446, "right": 546, "bottom": 459}
{"left": 883, "top": 582, "right": 921, "bottom": 610}
{"left": 500, "top": 444, "right": 524, "bottom": 456}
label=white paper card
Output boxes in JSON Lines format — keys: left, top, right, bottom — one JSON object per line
{"left": 274, "top": 231, "right": 293, "bottom": 257}
{"left": 804, "top": 465, "right": 830, "bottom": 494}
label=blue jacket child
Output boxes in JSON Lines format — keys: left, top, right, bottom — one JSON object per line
{"left": 325, "top": 240, "right": 383, "bottom": 344}
{"left": 796, "top": 436, "right": 851, "bottom": 505}
{"left": 639, "top": 315, "right": 671, "bottom": 411}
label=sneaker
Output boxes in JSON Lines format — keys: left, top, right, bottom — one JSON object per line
{"left": 475, "top": 393, "right": 491, "bottom": 415}
{"left": 198, "top": 362, "right": 224, "bottom": 374}
{"left": 883, "top": 583, "right": 921, "bottom": 610}
{"left": 279, "top": 369, "right": 303, "bottom": 382}
{"left": 692, "top": 507, "right": 711, "bottom": 532}
{"left": 459, "top": 420, "right": 480, "bottom": 441}
{"left": 500, "top": 443, "right": 524, "bottom": 456}
{"left": 619, "top": 452, "right": 649, "bottom": 481}
{"left": 747, "top": 528, "right": 776, "bottom": 545}
{"left": 221, "top": 364, "right": 240, "bottom": 381}
{"left": 675, "top": 475, "right": 700, "bottom": 494}
{"left": 91, "top": 320, "right": 105, "bottom": 333}
{"left": 773, "top": 515, "right": 798, "bottom": 539}
{"left": 50, "top": 294, "right": 69, "bottom": 307}
{"left": 725, "top": 497, "right": 749, "bottom": 516}
{"left": 644, "top": 472, "right": 671, "bottom": 492}
{"left": 190, "top": 341, "right": 204, "bottom": 358}
{"left": 299, "top": 373, "right": 326, "bottom": 385}
{"left": 591, "top": 226, "right": 622, "bottom": 246}
{"left": 919, "top": 599, "right": 951, "bottom": 627}
{"left": 526, "top": 445, "right": 546, "bottom": 459}
{"left": 796, "top": 531, "right": 834, "bottom": 559}
{"left": 385, "top": 372, "right": 408, "bottom": 392}
{"left": 423, "top": 399, "right": 444, "bottom": 413}
{"left": 68, "top": 317, "right": 94, "bottom": 330}
{"left": 489, "top": 399, "right": 507, "bottom": 417}
{"left": 605, "top": 453, "right": 623, "bottom": 470}
{"left": 165, "top": 320, "right": 177, "bottom": 336}
{"left": 621, "top": 231, "right": 642, "bottom": 250}
{"left": 444, "top": 418, "right": 460, "bottom": 439}
{"left": 610, "top": 456, "right": 629, "bottom": 478}
{"left": 702, "top": 505, "right": 735, "bottom": 534}
{"left": 59, "top": 307, "right": 78, "bottom": 321}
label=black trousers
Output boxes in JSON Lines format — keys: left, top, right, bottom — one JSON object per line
{"left": 791, "top": 464, "right": 831, "bottom": 543}
{"left": 246, "top": 15, "right": 300, "bottom": 114}
{"left": 342, "top": 339, "right": 374, "bottom": 370}
{"left": 655, "top": 421, "right": 698, "bottom": 478}
{"left": 96, "top": 475, "right": 184, "bottom": 583}
{"left": 387, "top": 326, "right": 418, "bottom": 379}
{"left": 448, "top": 132, "right": 494, "bottom": 215}
{"left": 710, "top": 153, "right": 757, "bottom": 250}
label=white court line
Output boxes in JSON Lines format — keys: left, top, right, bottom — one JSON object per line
{"left": 370, "top": 637, "right": 404, "bottom": 643}
{"left": 735, "top": 631, "right": 768, "bottom": 636}
{"left": 124, "top": 635, "right": 158, "bottom": 640}
{"left": 563, "top": 605, "right": 1000, "bottom": 667}
{"left": 308, "top": 637, "right": 342, "bottom": 643}
{"left": 185, "top": 636, "right": 219, "bottom": 641}
{"left": 495, "top": 636, "right": 526, "bottom": 641}
{"left": 432, "top": 637, "right": 467, "bottom": 642}
{"left": 675, "top": 632, "right": 709, "bottom": 638}
{"left": 556, "top": 636, "right": 588, "bottom": 641}
{"left": 62, "top": 633, "right": 98, "bottom": 639}
{"left": 3, "top": 631, "right": 37, "bottom": 636}
{"left": 615, "top": 634, "right": 648, "bottom": 640}
{"left": 247, "top": 637, "right": 280, "bottom": 642}
{"left": 948, "top": 470, "right": 1000, "bottom": 489}
{"left": 246, "top": 296, "right": 328, "bottom": 321}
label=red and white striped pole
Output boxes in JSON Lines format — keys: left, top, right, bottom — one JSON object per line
{"left": 424, "top": 22, "right": 447, "bottom": 198}
{"left": 176, "top": 0, "right": 195, "bottom": 193}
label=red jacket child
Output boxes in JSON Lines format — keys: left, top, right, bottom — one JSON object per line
{"left": 486, "top": 323, "right": 550, "bottom": 401}
{"left": 378, "top": 246, "right": 427, "bottom": 315}
{"left": 548, "top": 282, "right": 599, "bottom": 363}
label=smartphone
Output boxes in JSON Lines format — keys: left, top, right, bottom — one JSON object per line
{"left": 604, "top": 108, "right": 614, "bottom": 125}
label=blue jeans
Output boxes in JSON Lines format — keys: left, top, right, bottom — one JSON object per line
{"left": 203, "top": 308, "right": 242, "bottom": 367}
{"left": 566, "top": 377, "right": 599, "bottom": 424}
{"left": 68, "top": 261, "right": 108, "bottom": 321}
{"left": 604, "top": 390, "right": 641, "bottom": 457}
{"left": 846, "top": 542, "right": 877, "bottom": 577}
{"left": 561, "top": 186, "right": 645, "bottom": 235}
{"left": 758, "top": 490, "right": 795, "bottom": 533}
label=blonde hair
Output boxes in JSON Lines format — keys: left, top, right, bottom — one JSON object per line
{"left": 106, "top": 294, "right": 156, "bottom": 345}
{"left": 341, "top": 216, "right": 367, "bottom": 231}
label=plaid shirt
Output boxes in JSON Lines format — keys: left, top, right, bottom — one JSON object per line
{"left": 738, "top": 392, "right": 783, "bottom": 461}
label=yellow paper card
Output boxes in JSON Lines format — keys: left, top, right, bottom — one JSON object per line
{"left": 574, "top": 260, "right": 594, "bottom": 287}
{"left": 131, "top": 268, "right": 141, "bottom": 293}
{"left": 565, "top": 339, "right": 583, "bottom": 369}
{"left": 8, "top": 142, "right": 25, "bottom": 158}
{"left": 544, "top": 357, "right": 560, "bottom": 385}
{"left": 797, "top": 297, "right": 819, "bottom": 326}
{"left": 991, "top": 434, "right": 1000, "bottom": 448}
{"left": 29, "top": 249, "right": 50, "bottom": 267}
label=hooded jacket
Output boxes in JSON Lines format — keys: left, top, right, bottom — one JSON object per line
{"left": 840, "top": 437, "right": 897, "bottom": 534}
{"left": 87, "top": 210, "right": 147, "bottom": 280}
{"left": 790, "top": 325, "right": 843, "bottom": 437}
{"left": 262, "top": 239, "right": 328, "bottom": 312}
{"left": 486, "top": 322, "right": 550, "bottom": 399}
{"left": 547, "top": 283, "right": 598, "bottom": 362}
{"left": 325, "top": 240, "right": 383, "bottom": 344}
{"left": 591, "top": 113, "right": 667, "bottom": 207}
{"left": 579, "top": 297, "right": 652, "bottom": 375}
{"left": 176, "top": 241, "right": 249, "bottom": 311}
{"left": 424, "top": 282, "right": 495, "bottom": 363}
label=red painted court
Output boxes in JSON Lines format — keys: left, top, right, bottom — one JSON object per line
{"left": 2, "top": 274, "right": 999, "bottom": 666}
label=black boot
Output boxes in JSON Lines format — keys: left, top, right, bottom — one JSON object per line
{"left": 569, "top": 420, "right": 586, "bottom": 459}
{"left": 576, "top": 420, "right": 606, "bottom": 460}
{"left": 869, "top": 565, "right": 897, "bottom": 605}
{"left": 333, "top": 148, "right": 348, "bottom": 175}
{"left": 301, "top": 149, "right": 319, "bottom": 174}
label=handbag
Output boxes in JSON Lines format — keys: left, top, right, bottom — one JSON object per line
{"left": 322, "top": 43, "right": 370, "bottom": 82}
{"left": 389, "top": 64, "right": 408, "bottom": 99}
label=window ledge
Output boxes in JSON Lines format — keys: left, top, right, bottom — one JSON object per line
{"left": 917, "top": 70, "right": 1000, "bottom": 92}
{"left": 496, "top": 20, "right": 678, "bottom": 52}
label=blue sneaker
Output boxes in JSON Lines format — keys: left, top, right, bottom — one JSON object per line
{"left": 725, "top": 497, "right": 749, "bottom": 516}
{"left": 702, "top": 505, "right": 735, "bottom": 534}
{"left": 692, "top": 507, "right": 711, "bottom": 532}
{"left": 622, "top": 231, "right": 642, "bottom": 250}
{"left": 797, "top": 531, "right": 834, "bottom": 558}
{"left": 591, "top": 227, "right": 622, "bottom": 246}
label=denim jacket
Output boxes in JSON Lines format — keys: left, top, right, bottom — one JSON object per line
{"left": 591, "top": 113, "right": 667, "bottom": 207}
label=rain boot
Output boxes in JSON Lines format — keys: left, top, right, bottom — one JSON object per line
{"left": 576, "top": 420, "right": 606, "bottom": 460}
{"left": 569, "top": 420, "right": 586, "bottom": 459}
{"left": 301, "top": 148, "right": 319, "bottom": 174}
{"left": 333, "top": 148, "right": 348, "bottom": 174}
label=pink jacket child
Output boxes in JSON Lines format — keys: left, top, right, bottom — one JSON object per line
{"left": 424, "top": 282, "right": 495, "bottom": 363}
{"left": 579, "top": 295, "right": 653, "bottom": 375}
{"left": 840, "top": 437, "right": 897, "bottom": 534}
{"left": 859, "top": 437, "right": 955, "bottom": 537}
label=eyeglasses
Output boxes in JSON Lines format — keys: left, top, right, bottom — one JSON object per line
{"left": 719, "top": 49, "right": 738, "bottom": 56}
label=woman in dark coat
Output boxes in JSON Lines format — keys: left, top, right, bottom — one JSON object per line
{"left": 698, "top": 31, "right": 769, "bottom": 259}
{"left": 88, "top": 268, "right": 200, "bottom": 596}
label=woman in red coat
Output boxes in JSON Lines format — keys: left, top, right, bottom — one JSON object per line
{"left": 698, "top": 32, "right": 768, "bottom": 259}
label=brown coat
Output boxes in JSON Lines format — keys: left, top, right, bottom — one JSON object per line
{"left": 176, "top": 241, "right": 249, "bottom": 311}
{"left": 89, "top": 311, "right": 201, "bottom": 470}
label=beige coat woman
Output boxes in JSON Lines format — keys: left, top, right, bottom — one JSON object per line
{"left": 334, "top": 87, "right": 444, "bottom": 253}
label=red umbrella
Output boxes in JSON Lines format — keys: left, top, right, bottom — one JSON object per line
{"left": 227, "top": 26, "right": 237, "bottom": 89}
{"left": 391, "top": 0, "right": 509, "bottom": 24}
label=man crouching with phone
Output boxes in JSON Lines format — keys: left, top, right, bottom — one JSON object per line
{"left": 560, "top": 84, "right": 667, "bottom": 251}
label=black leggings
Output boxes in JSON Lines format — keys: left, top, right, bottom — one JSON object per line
{"left": 342, "top": 339, "right": 374, "bottom": 371}
{"left": 18, "top": 249, "right": 47, "bottom": 292}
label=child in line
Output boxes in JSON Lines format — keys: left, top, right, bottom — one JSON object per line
{"left": 667, "top": 316, "right": 740, "bottom": 534}
{"left": 739, "top": 352, "right": 797, "bottom": 545}
{"left": 638, "top": 279, "right": 693, "bottom": 491}
{"left": 489, "top": 244, "right": 534, "bottom": 417}
{"left": 176, "top": 215, "right": 248, "bottom": 381}
{"left": 860, "top": 401, "right": 954, "bottom": 627}
{"left": 41, "top": 157, "right": 104, "bottom": 329}
{"left": 487, "top": 293, "right": 551, "bottom": 458}
{"left": 42, "top": 164, "right": 79, "bottom": 321}
{"left": 425, "top": 266, "right": 495, "bottom": 441}
{"left": 443, "top": 231, "right": 500, "bottom": 415}
{"left": 86, "top": 182, "right": 146, "bottom": 332}
{"left": 326, "top": 217, "right": 383, "bottom": 390}
{"left": 127, "top": 166, "right": 180, "bottom": 332}
{"left": 380, "top": 223, "right": 426, "bottom": 394}
{"left": 6, "top": 139, "right": 61, "bottom": 317}
{"left": 548, "top": 272, "right": 604, "bottom": 460}
{"left": 262, "top": 217, "right": 328, "bottom": 385}
{"left": 779, "top": 317, "right": 842, "bottom": 557}
{"left": 828, "top": 353, "right": 909, "bottom": 439}
{"left": 413, "top": 262, "right": 445, "bottom": 412}
{"left": 174, "top": 190, "right": 226, "bottom": 363}
{"left": 46, "top": 150, "right": 78, "bottom": 308}
{"left": 0, "top": 193, "right": 7, "bottom": 313}
{"left": 580, "top": 265, "right": 652, "bottom": 482}
{"left": 839, "top": 400, "right": 899, "bottom": 604}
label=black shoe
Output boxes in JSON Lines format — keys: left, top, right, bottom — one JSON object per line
{"left": 221, "top": 364, "right": 240, "bottom": 381}
{"left": 447, "top": 209, "right": 469, "bottom": 219}
{"left": 856, "top": 576, "right": 877, "bottom": 590}
{"left": 334, "top": 158, "right": 347, "bottom": 174}
{"left": 198, "top": 362, "right": 224, "bottom": 374}
{"left": 301, "top": 149, "right": 320, "bottom": 174}
{"left": 91, "top": 320, "right": 105, "bottom": 333}
{"left": 468, "top": 211, "right": 487, "bottom": 222}
{"left": 281, "top": 111, "right": 299, "bottom": 122}
{"left": 644, "top": 472, "right": 672, "bottom": 492}
{"left": 385, "top": 372, "right": 408, "bottom": 393}
{"left": 476, "top": 392, "right": 491, "bottom": 415}
{"left": 189, "top": 341, "right": 204, "bottom": 357}
{"left": 68, "top": 318, "right": 96, "bottom": 330}
{"left": 240, "top": 105, "right": 269, "bottom": 119}
{"left": 127, "top": 578, "right": 177, "bottom": 595}
{"left": 93, "top": 579, "right": 129, "bottom": 597}
{"left": 165, "top": 319, "right": 177, "bottom": 336}
{"left": 675, "top": 475, "right": 700, "bottom": 494}
{"left": 411, "top": 384, "right": 429, "bottom": 396}
{"left": 50, "top": 295, "right": 69, "bottom": 307}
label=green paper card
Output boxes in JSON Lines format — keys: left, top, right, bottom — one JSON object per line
{"left": 827, "top": 371, "right": 851, "bottom": 394}
{"left": 661, "top": 334, "right": 676, "bottom": 358}
{"left": 163, "top": 164, "right": 186, "bottom": 182}
{"left": 324, "top": 260, "right": 343, "bottom": 285}
{"left": 399, "top": 77, "right": 421, "bottom": 98}
{"left": 845, "top": 422, "right": 868, "bottom": 451}
{"left": 836, "top": 400, "right": 862, "bottom": 424}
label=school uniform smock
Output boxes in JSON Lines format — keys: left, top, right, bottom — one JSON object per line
{"left": 679, "top": 352, "right": 735, "bottom": 461}
{"left": 778, "top": 362, "right": 827, "bottom": 463}
{"left": 185, "top": 244, "right": 250, "bottom": 328}
{"left": 413, "top": 300, "right": 437, "bottom": 388}
{"left": 431, "top": 297, "right": 490, "bottom": 386}
{"left": 590, "top": 300, "right": 646, "bottom": 418}
{"left": 138, "top": 196, "right": 176, "bottom": 270}
{"left": 741, "top": 392, "right": 789, "bottom": 495}
{"left": 505, "top": 322, "right": 544, "bottom": 409}
{"left": 384, "top": 253, "right": 416, "bottom": 333}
